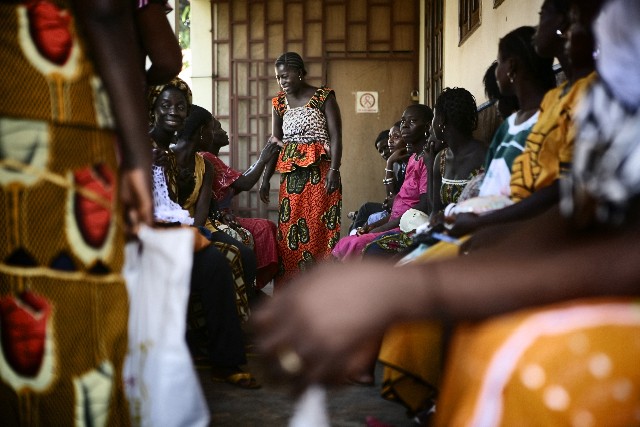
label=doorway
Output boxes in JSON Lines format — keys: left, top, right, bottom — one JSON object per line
{"left": 328, "top": 59, "right": 416, "bottom": 233}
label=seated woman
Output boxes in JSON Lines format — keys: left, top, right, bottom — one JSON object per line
{"left": 447, "top": 0, "right": 597, "bottom": 238}
{"left": 373, "top": 25, "right": 558, "bottom": 419}
{"left": 441, "top": 26, "right": 556, "bottom": 227}
{"left": 148, "top": 78, "right": 259, "bottom": 388}
{"left": 178, "top": 105, "right": 280, "bottom": 290}
{"left": 363, "top": 87, "right": 486, "bottom": 258}
{"left": 349, "top": 123, "right": 409, "bottom": 233}
{"left": 149, "top": 80, "right": 257, "bottom": 320}
{"left": 331, "top": 104, "right": 432, "bottom": 260}
{"left": 254, "top": 5, "right": 640, "bottom": 424}
{"left": 483, "top": 61, "right": 519, "bottom": 122}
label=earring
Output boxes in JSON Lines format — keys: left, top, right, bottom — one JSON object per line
{"left": 299, "top": 75, "right": 303, "bottom": 81}
{"left": 507, "top": 72, "right": 515, "bottom": 84}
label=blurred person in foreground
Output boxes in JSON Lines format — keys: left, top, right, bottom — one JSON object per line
{"left": 0, "top": 0, "right": 153, "bottom": 424}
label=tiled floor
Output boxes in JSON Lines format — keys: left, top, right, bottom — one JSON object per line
{"left": 197, "top": 356, "right": 415, "bottom": 427}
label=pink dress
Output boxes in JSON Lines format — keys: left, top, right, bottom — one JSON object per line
{"left": 332, "top": 155, "right": 427, "bottom": 259}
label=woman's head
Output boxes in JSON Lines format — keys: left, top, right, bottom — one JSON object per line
{"left": 375, "top": 129, "right": 391, "bottom": 159}
{"left": 534, "top": 0, "right": 571, "bottom": 59}
{"left": 566, "top": 0, "right": 605, "bottom": 72}
{"left": 179, "top": 105, "right": 230, "bottom": 154}
{"left": 388, "top": 121, "right": 405, "bottom": 153}
{"left": 274, "top": 52, "right": 307, "bottom": 94}
{"left": 433, "top": 87, "right": 478, "bottom": 139}
{"left": 484, "top": 61, "right": 519, "bottom": 119}
{"left": 179, "top": 104, "right": 213, "bottom": 148}
{"left": 400, "top": 104, "right": 433, "bottom": 154}
{"left": 147, "top": 77, "right": 192, "bottom": 132}
{"left": 496, "top": 26, "right": 556, "bottom": 101}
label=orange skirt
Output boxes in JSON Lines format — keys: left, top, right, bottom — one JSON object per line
{"left": 434, "top": 297, "right": 640, "bottom": 426}
{"left": 276, "top": 160, "right": 341, "bottom": 285}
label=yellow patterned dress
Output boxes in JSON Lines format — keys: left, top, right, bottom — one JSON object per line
{"left": 509, "top": 72, "right": 596, "bottom": 202}
{"left": 1, "top": 2, "right": 129, "bottom": 425}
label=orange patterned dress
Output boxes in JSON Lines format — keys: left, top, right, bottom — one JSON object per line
{"left": 272, "top": 87, "right": 342, "bottom": 284}
{"left": 1, "top": 1, "right": 130, "bottom": 425}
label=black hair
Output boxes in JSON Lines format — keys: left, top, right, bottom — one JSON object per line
{"left": 275, "top": 52, "right": 307, "bottom": 76}
{"left": 406, "top": 104, "right": 434, "bottom": 125}
{"left": 499, "top": 26, "right": 556, "bottom": 92}
{"left": 548, "top": 0, "right": 571, "bottom": 15}
{"left": 375, "top": 129, "right": 390, "bottom": 147}
{"left": 568, "top": 0, "right": 606, "bottom": 27}
{"left": 434, "top": 87, "right": 478, "bottom": 136}
{"left": 483, "top": 62, "right": 501, "bottom": 101}
{"left": 179, "top": 104, "right": 213, "bottom": 141}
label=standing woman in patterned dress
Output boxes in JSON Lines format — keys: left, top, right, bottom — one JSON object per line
{"left": 0, "top": 0, "right": 153, "bottom": 424}
{"left": 260, "top": 52, "right": 343, "bottom": 285}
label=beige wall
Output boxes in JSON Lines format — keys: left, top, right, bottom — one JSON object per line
{"left": 328, "top": 60, "right": 416, "bottom": 232}
{"left": 190, "top": 0, "right": 213, "bottom": 112}
{"left": 442, "top": 0, "right": 543, "bottom": 104}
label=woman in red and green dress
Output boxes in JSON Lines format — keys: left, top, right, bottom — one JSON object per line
{"left": 260, "top": 52, "right": 343, "bottom": 286}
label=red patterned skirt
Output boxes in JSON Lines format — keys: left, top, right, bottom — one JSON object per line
{"left": 276, "top": 160, "right": 341, "bottom": 286}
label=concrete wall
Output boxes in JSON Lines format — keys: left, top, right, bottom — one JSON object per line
{"left": 442, "top": 0, "right": 543, "bottom": 104}
{"left": 190, "top": 0, "right": 213, "bottom": 112}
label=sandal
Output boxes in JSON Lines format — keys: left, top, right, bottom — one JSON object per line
{"left": 348, "top": 373, "right": 375, "bottom": 387}
{"left": 212, "top": 371, "right": 261, "bottom": 389}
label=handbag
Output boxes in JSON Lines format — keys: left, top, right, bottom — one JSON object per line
{"left": 122, "top": 225, "right": 209, "bottom": 427}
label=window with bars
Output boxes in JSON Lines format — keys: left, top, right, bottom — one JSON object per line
{"left": 459, "top": 0, "right": 480, "bottom": 45}
{"left": 424, "top": 0, "right": 443, "bottom": 106}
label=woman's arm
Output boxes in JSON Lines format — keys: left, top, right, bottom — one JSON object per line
{"left": 72, "top": 0, "right": 153, "bottom": 233}
{"left": 356, "top": 213, "right": 390, "bottom": 235}
{"left": 232, "top": 141, "right": 281, "bottom": 193}
{"left": 448, "top": 181, "right": 560, "bottom": 237}
{"left": 428, "top": 151, "right": 444, "bottom": 223}
{"left": 192, "top": 159, "right": 214, "bottom": 226}
{"left": 255, "top": 208, "right": 640, "bottom": 386}
{"left": 134, "top": 2, "right": 183, "bottom": 85}
{"left": 369, "top": 216, "right": 401, "bottom": 233}
{"left": 260, "top": 110, "right": 282, "bottom": 204}
{"left": 324, "top": 92, "right": 342, "bottom": 194}
{"left": 384, "top": 149, "right": 408, "bottom": 197}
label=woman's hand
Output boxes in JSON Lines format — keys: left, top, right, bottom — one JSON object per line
{"left": 447, "top": 212, "right": 482, "bottom": 237}
{"left": 259, "top": 138, "right": 283, "bottom": 163}
{"left": 259, "top": 180, "right": 271, "bottom": 204}
{"left": 382, "top": 194, "right": 395, "bottom": 213}
{"left": 425, "top": 127, "right": 446, "bottom": 157}
{"left": 325, "top": 168, "right": 340, "bottom": 194}
{"left": 221, "top": 211, "right": 239, "bottom": 227}
{"left": 152, "top": 147, "right": 172, "bottom": 168}
{"left": 254, "top": 261, "right": 409, "bottom": 387}
{"left": 386, "top": 147, "right": 409, "bottom": 167}
{"left": 119, "top": 167, "right": 153, "bottom": 237}
{"left": 355, "top": 224, "right": 370, "bottom": 236}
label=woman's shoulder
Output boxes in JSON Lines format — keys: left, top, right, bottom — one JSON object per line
{"left": 317, "top": 86, "right": 335, "bottom": 99}
{"left": 272, "top": 91, "right": 287, "bottom": 115}
{"left": 308, "top": 86, "right": 335, "bottom": 108}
